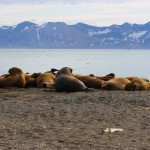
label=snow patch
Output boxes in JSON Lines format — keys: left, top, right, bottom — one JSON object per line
{"left": 0, "top": 26, "right": 10, "bottom": 29}
{"left": 53, "top": 26, "right": 56, "bottom": 30}
{"left": 129, "top": 31, "right": 147, "bottom": 39}
{"left": 60, "top": 34, "right": 63, "bottom": 40}
{"left": 98, "top": 29, "right": 112, "bottom": 34}
{"left": 40, "top": 23, "right": 47, "bottom": 29}
{"left": 144, "top": 33, "right": 150, "bottom": 40}
{"left": 88, "top": 28, "right": 111, "bottom": 36}
{"left": 101, "top": 38, "right": 106, "bottom": 43}
{"left": 37, "top": 28, "right": 40, "bottom": 40}
{"left": 100, "top": 38, "right": 114, "bottom": 43}
{"left": 22, "top": 26, "right": 29, "bottom": 31}
{"left": 107, "top": 38, "right": 114, "bottom": 40}
{"left": 12, "top": 25, "right": 17, "bottom": 30}
{"left": 100, "top": 37, "right": 119, "bottom": 44}
{"left": 90, "top": 43, "right": 94, "bottom": 46}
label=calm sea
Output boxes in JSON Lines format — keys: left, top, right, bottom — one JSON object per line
{"left": 0, "top": 49, "right": 150, "bottom": 79}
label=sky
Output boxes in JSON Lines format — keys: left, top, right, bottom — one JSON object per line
{"left": 0, "top": 0, "right": 150, "bottom": 26}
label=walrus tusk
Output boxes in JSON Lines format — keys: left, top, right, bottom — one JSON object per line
{"left": 102, "top": 128, "right": 123, "bottom": 133}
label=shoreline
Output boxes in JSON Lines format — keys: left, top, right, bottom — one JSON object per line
{"left": 0, "top": 88, "right": 150, "bottom": 149}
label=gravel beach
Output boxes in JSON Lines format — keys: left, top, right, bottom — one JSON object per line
{"left": 0, "top": 88, "right": 150, "bottom": 150}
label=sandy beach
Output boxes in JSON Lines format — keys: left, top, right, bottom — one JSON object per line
{"left": 0, "top": 88, "right": 150, "bottom": 150}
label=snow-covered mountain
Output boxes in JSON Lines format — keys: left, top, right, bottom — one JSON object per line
{"left": 0, "top": 21, "right": 150, "bottom": 49}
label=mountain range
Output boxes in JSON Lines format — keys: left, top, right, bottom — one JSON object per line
{"left": 0, "top": 21, "right": 150, "bottom": 49}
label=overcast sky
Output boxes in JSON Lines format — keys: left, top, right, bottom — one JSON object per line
{"left": 0, "top": 0, "right": 150, "bottom": 26}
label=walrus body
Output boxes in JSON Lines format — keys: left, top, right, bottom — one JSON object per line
{"left": 90, "top": 73, "right": 115, "bottom": 81}
{"left": 0, "top": 67, "right": 26, "bottom": 88}
{"left": 125, "top": 78, "right": 150, "bottom": 91}
{"left": 25, "top": 73, "right": 41, "bottom": 87}
{"left": 55, "top": 67, "right": 88, "bottom": 92}
{"left": 36, "top": 73, "right": 56, "bottom": 88}
{"left": 77, "top": 76, "right": 105, "bottom": 89}
{"left": 126, "top": 76, "right": 149, "bottom": 82}
{"left": 0, "top": 74, "right": 10, "bottom": 78}
{"left": 103, "top": 78, "right": 130, "bottom": 90}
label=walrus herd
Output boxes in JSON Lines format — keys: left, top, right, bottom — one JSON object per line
{"left": 0, "top": 66, "right": 150, "bottom": 92}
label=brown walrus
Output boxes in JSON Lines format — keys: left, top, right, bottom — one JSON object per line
{"left": 0, "top": 74, "right": 10, "bottom": 78}
{"left": 36, "top": 73, "right": 56, "bottom": 88}
{"left": 76, "top": 75, "right": 105, "bottom": 89}
{"left": 0, "top": 67, "right": 26, "bottom": 88}
{"left": 89, "top": 73, "right": 115, "bottom": 81}
{"left": 102, "top": 77, "right": 130, "bottom": 90}
{"left": 126, "top": 76, "right": 149, "bottom": 82}
{"left": 125, "top": 78, "right": 150, "bottom": 91}
{"left": 25, "top": 72, "right": 41, "bottom": 87}
{"left": 55, "top": 67, "right": 88, "bottom": 92}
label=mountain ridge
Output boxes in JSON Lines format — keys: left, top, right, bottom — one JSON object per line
{"left": 0, "top": 21, "right": 150, "bottom": 49}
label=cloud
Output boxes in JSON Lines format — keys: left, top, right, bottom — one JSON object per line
{"left": 0, "top": 0, "right": 149, "bottom": 26}
{"left": 0, "top": 0, "right": 148, "bottom": 5}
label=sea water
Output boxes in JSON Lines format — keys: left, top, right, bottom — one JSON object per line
{"left": 0, "top": 49, "right": 150, "bottom": 79}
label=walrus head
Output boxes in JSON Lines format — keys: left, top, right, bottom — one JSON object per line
{"left": 89, "top": 74, "right": 95, "bottom": 77}
{"left": 102, "top": 82, "right": 116, "bottom": 90}
{"left": 9, "top": 67, "right": 23, "bottom": 75}
{"left": 56, "top": 67, "right": 73, "bottom": 77}
{"left": 51, "top": 68, "right": 59, "bottom": 73}
{"left": 31, "top": 72, "right": 41, "bottom": 78}
{"left": 125, "top": 83, "right": 140, "bottom": 91}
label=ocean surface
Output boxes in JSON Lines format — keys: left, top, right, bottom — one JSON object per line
{"left": 0, "top": 49, "right": 150, "bottom": 79}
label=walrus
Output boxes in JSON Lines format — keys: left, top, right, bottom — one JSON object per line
{"left": 25, "top": 72, "right": 41, "bottom": 87}
{"left": 76, "top": 75, "right": 105, "bottom": 89}
{"left": 55, "top": 67, "right": 88, "bottom": 92}
{"left": 102, "top": 77, "right": 130, "bottom": 90}
{"left": 36, "top": 73, "right": 56, "bottom": 88}
{"left": 0, "top": 67, "right": 26, "bottom": 88}
{"left": 89, "top": 73, "right": 115, "bottom": 81}
{"left": 0, "top": 74, "right": 10, "bottom": 78}
{"left": 125, "top": 78, "right": 150, "bottom": 91}
{"left": 126, "top": 76, "right": 149, "bottom": 82}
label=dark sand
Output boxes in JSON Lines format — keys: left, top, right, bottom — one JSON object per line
{"left": 0, "top": 88, "right": 150, "bottom": 150}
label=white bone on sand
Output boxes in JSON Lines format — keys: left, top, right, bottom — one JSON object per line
{"left": 103, "top": 128, "right": 123, "bottom": 133}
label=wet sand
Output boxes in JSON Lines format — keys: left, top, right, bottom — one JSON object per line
{"left": 0, "top": 88, "right": 150, "bottom": 150}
